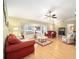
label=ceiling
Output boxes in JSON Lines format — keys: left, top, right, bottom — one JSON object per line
{"left": 6, "top": 0, "right": 76, "bottom": 23}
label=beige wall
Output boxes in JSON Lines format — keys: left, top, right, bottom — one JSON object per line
{"left": 7, "top": 16, "right": 51, "bottom": 36}
{"left": 7, "top": 16, "right": 76, "bottom": 36}
{"left": 54, "top": 18, "right": 76, "bottom": 36}
{"left": 66, "top": 20, "right": 76, "bottom": 31}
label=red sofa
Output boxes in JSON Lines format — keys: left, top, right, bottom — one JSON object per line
{"left": 45, "top": 31, "right": 56, "bottom": 38}
{"left": 5, "top": 34, "right": 35, "bottom": 59}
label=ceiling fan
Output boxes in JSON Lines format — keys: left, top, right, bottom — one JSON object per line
{"left": 45, "top": 10, "right": 57, "bottom": 30}
{"left": 44, "top": 8, "right": 57, "bottom": 19}
{"left": 45, "top": 14, "right": 57, "bottom": 18}
{"left": 52, "top": 14, "right": 57, "bottom": 18}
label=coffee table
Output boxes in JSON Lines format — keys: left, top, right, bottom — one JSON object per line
{"left": 36, "top": 36, "right": 53, "bottom": 46}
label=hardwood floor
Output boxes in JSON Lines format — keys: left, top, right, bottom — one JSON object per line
{"left": 23, "top": 38, "right": 76, "bottom": 59}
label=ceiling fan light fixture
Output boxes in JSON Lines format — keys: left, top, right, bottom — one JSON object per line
{"left": 52, "top": 17, "right": 57, "bottom": 18}
{"left": 52, "top": 14, "right": 56, "bottom": 16}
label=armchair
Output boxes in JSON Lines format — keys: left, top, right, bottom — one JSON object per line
{"left": 62, "top": 32, "right": 75, "bottom": 44}
{"left": 45, "top": 31, "right": 56, "bottom": 38}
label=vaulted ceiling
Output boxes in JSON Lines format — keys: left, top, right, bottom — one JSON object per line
{"left": 6, "top": 0, "right": 76, "bottom": 23}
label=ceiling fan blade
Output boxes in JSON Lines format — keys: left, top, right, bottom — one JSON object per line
{"left": 45, "top": 15, "right": 51, "bottom": 17}
{"left": 52, "top": 14, "right": 56, "bottom": 16}
{"left": 52, "top": 14, "right": 57, "bottom": 18}
{"left": 52, "top": 17, "right": 57, "bottom": 18}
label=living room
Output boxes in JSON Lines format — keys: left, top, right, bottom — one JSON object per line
{"left": 4, "top": 0, "right": 76, "bottom": 59}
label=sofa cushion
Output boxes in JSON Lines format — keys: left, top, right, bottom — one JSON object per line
{"left": 7, "top": 34, "right": 21, "bottom": 45}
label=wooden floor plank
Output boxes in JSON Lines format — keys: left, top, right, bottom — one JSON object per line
{"left": 23, "top": 38, "right": 76, "bottom": 59}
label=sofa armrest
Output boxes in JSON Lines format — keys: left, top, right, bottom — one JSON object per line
{"left": 6, "top": 40, "right": 35, "bottom": 53}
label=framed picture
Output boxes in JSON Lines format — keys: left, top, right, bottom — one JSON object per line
{"left": 67, "top": 24, "right": 74, "bottom": 33}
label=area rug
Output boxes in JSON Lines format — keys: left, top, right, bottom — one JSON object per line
{"left": 35, "top": 39, "right": 53, "bottom": 46}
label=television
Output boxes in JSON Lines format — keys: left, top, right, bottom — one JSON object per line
{"left": 58, "top": 27, "right": 65, "bottom": 35}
